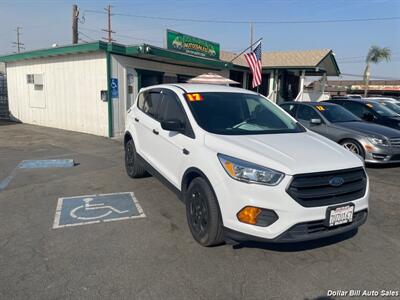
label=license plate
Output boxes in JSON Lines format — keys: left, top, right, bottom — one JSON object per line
{"left": 327, "top": 205, "right": 354, "bottom": 227}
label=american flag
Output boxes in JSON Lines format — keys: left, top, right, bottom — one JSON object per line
{"left": 244, "top": 41, "right": 262, "bottom": 88}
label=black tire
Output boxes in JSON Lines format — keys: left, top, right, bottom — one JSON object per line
{"left": 125, "top": 139, "right": 147, "bottom": 178}
{"left": 185, "top": 177, "right": 224, "bottom": 247}
{"left": 340, "top": 139, "right": 365, "bottom": 159}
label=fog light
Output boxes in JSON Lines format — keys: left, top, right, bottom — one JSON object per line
{"left": 237, "top": 206, "right": 279, "bottom": 227}
{"left": 237, "top": 206, "right": 261, "bottom": 225}
{"left": 365, "top": 145, "right": 374, "bottom": 152}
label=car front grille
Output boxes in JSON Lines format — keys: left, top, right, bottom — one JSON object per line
{"left": 390, "top": 137, "right": 400, "bottom": 147}
{"left": 287, "top": 167, "right": 367, "bottom": 207}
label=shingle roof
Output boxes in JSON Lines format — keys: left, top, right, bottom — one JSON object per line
{"left": 220, "top": 49, "right": 332, "bottom": 68}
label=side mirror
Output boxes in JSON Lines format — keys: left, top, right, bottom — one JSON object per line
{"left": 310, "top": 118, "right": 322, "bottom": 125}
{"left": 363, "top": 113, "right": 374, "bottom": 122}
{"left": 161, "top": 119, "right": 185, "bottom": 132}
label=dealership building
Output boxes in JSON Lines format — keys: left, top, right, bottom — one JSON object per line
{"left": 0, "top": 32, "right": 340, "bottom": 137}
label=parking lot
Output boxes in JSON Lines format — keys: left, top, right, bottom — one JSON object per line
{"left": 0, "top": 121, "right": 399, "bottom": 300}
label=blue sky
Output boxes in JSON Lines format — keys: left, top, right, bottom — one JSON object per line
{"left": 0, "top": 0, "right": 399, "bottom": 79}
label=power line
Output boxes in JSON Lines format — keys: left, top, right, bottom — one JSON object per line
{"left": 84, "top": 10, "right": 400, "bottom": 24}
{"left": 80, "top": 27, "right": 162, "bottom": 43}
{"left": 78, "top": 31, "right": 95, "bottom": 41}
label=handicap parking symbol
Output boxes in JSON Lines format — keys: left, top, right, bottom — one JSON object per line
{"left": 53, "top": 192, "right": 145, "bottom": 228}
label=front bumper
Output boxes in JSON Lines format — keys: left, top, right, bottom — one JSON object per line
{"left": 364, "top": 145, "right": 400, "bottom": 164}
{"left": 224, "top": 209, "right": 368, "bottom": 243}
{"left": 212, "top": 167, "right": 370, "bottom": 242}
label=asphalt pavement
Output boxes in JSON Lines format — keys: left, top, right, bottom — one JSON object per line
{"left": 0, "top": 121, "right": 399, "bottom": 300}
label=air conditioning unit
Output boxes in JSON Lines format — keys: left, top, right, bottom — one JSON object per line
{"left": 33, "top": 74, "right": 43, "bottom": 85}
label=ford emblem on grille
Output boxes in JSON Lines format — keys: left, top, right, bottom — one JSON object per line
{"left": 329, "top": 176, "right": 345, "bottom": 187}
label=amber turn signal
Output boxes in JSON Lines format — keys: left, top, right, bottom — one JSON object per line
{"left": 237, "top": 206, "right": 262, "bottom": 225}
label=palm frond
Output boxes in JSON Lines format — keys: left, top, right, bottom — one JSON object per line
{"left": 366, "top": 45, "right": 391, "bottom": 63}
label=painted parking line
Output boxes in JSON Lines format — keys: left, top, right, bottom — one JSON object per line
{"left": 53, "top": 192, "right": 145, "bottom": 229}
{"left": 18, "top": 159, "right": 75, "bottom": 169}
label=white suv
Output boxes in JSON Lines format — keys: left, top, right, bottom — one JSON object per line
{"left": 124, "top": 84, "right": 369, "bottom": 246}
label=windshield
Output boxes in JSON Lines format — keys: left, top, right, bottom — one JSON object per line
{"left": 316, "top": 105, "right": 361, "bottom": 123}
{"left": 367, "top": 102, "right": 400, "bottom": 117}
{"left": 185, "top": 92, "right": 305, "bottom": 135}
{"left": 379, "top": 101, "right": 400, "bottom": 114}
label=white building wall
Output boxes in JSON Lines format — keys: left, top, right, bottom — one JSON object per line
{"left": 6, "top": 52, "right": 109, "bottom": 136}
{"left": 111, "top": 54, "right": 229, "bottom": 136}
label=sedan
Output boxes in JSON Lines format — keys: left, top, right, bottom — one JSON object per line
{"left": 280, "top": 101, "right": 400, "bottom": 164}
{"left": 326, "top": 99, "right": 400, "bottom": 130}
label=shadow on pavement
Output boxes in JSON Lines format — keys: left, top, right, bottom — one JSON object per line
{"left": 231, "top": 229, "right": 358, "bottom": 252}
{"left": 0, "top": 120, "right": 19, "bottom": 126}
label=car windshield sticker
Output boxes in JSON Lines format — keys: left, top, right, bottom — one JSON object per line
{"left": 186, "top": 93, "right": 204, "bottom": 102}
{"left": 316, "top": 105, "right": 325, "bottom": 111}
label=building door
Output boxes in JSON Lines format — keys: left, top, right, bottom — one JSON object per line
{"left": 126, "top": 69, "right": 135, "bottom": 111}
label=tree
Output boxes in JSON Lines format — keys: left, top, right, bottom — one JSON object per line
{"left": 363, "top": 46, "right": 391, "bottom": 97}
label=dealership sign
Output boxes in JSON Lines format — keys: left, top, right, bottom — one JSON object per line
{"left": 166, "top": 29, "right": 220, "bottom": 59}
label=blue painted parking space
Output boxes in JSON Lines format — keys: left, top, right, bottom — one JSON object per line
{"left": 18, "top": 159, "right": 75, "bottom": 169}
{"left": 53, "top": 192, "right": 145, "bottom": 228}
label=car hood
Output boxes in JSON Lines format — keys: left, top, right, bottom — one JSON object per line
{"left": 204, "top": 131, "right": 363, "bottom": 176}
{"left": 334, "top": 121, "right": 400, "bottom": 138}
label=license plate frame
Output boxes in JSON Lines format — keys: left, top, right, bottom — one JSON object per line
{"left": 325, "top": 203, "right": 355, "bottom": 227}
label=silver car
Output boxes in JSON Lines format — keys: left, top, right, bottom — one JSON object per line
{"left": 280, "top": 102, "right": 400, "bottom": 164}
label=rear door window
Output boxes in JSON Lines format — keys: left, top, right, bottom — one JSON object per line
{"left": 296, "top": 105, "right": 319, "bottom": 121}
{"left": 159, "top": 90, "right": 194, "bottom": 138}
{"left": 343, "top": 101, "right": 370, "bottom": 118}
{"left": 137, "top": 90, "right": 162, "bottom": 120}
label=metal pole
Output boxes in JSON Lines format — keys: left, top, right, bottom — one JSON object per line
{"left": 102, "top": 4, "right": 115, "bottom": 42}
{"left": 16, "top": 27, "right": 20, "bottom": 52}
{"left": 107, "top": 5, "right": 111, "bottom": 42}
{"left": 250, "top": 22, "right": 253, "bottom": 51}
{"left": 72, "top": 5, "right": 79, "bottom": 44}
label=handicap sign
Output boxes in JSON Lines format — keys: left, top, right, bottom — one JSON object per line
{"left": 53, "top": 192, "right": 145, "bottom": 228}
{"left": 111, "top": 78, "right": 119, "bottom": 98}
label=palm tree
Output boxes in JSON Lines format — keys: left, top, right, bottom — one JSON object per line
{"left": 363, "top": 46, "right": 391, "bottom": 97}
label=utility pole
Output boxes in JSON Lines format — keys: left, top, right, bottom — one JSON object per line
{"left": 72, "top": 4, "right": 79, "bottom": 44}
{"left": 102, "top": 4, "right": 115, "bottom": 43}
{"left": 12, "top": 27, "right": 24, "bottom": 53}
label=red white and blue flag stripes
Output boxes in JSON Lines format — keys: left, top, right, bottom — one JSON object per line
{"left": 244, "top": 41, "right": 262, "bottom": 88}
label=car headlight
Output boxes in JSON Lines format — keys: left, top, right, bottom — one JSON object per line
{"left": 368, "top": 137, "right": 389, "bottom": 147}
{"left": 217, "top": 154, "right": 284, "bottom": 186}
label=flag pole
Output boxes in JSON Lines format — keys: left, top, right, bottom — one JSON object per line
{"left": 228, "top": 38, "right": 262, "bottom": 63}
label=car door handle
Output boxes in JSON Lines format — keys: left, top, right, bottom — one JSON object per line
{"left": 152, "top": 129, "right": 159, "bottom": 135}
{"left": 134, "top": 117, "right": 139, "bottom": 122}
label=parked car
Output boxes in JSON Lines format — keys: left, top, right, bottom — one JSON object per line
{"left": 326, "top": 99, "right": 400, "bottom": 130}
{"left": 366, "top": 98, "right": 400, "bottom": 114}
{"left": 280, "top": 102, "right": 400, "bottom": 164}
{"left": 124, "top": 84, "right": 368, "bottom": 246}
